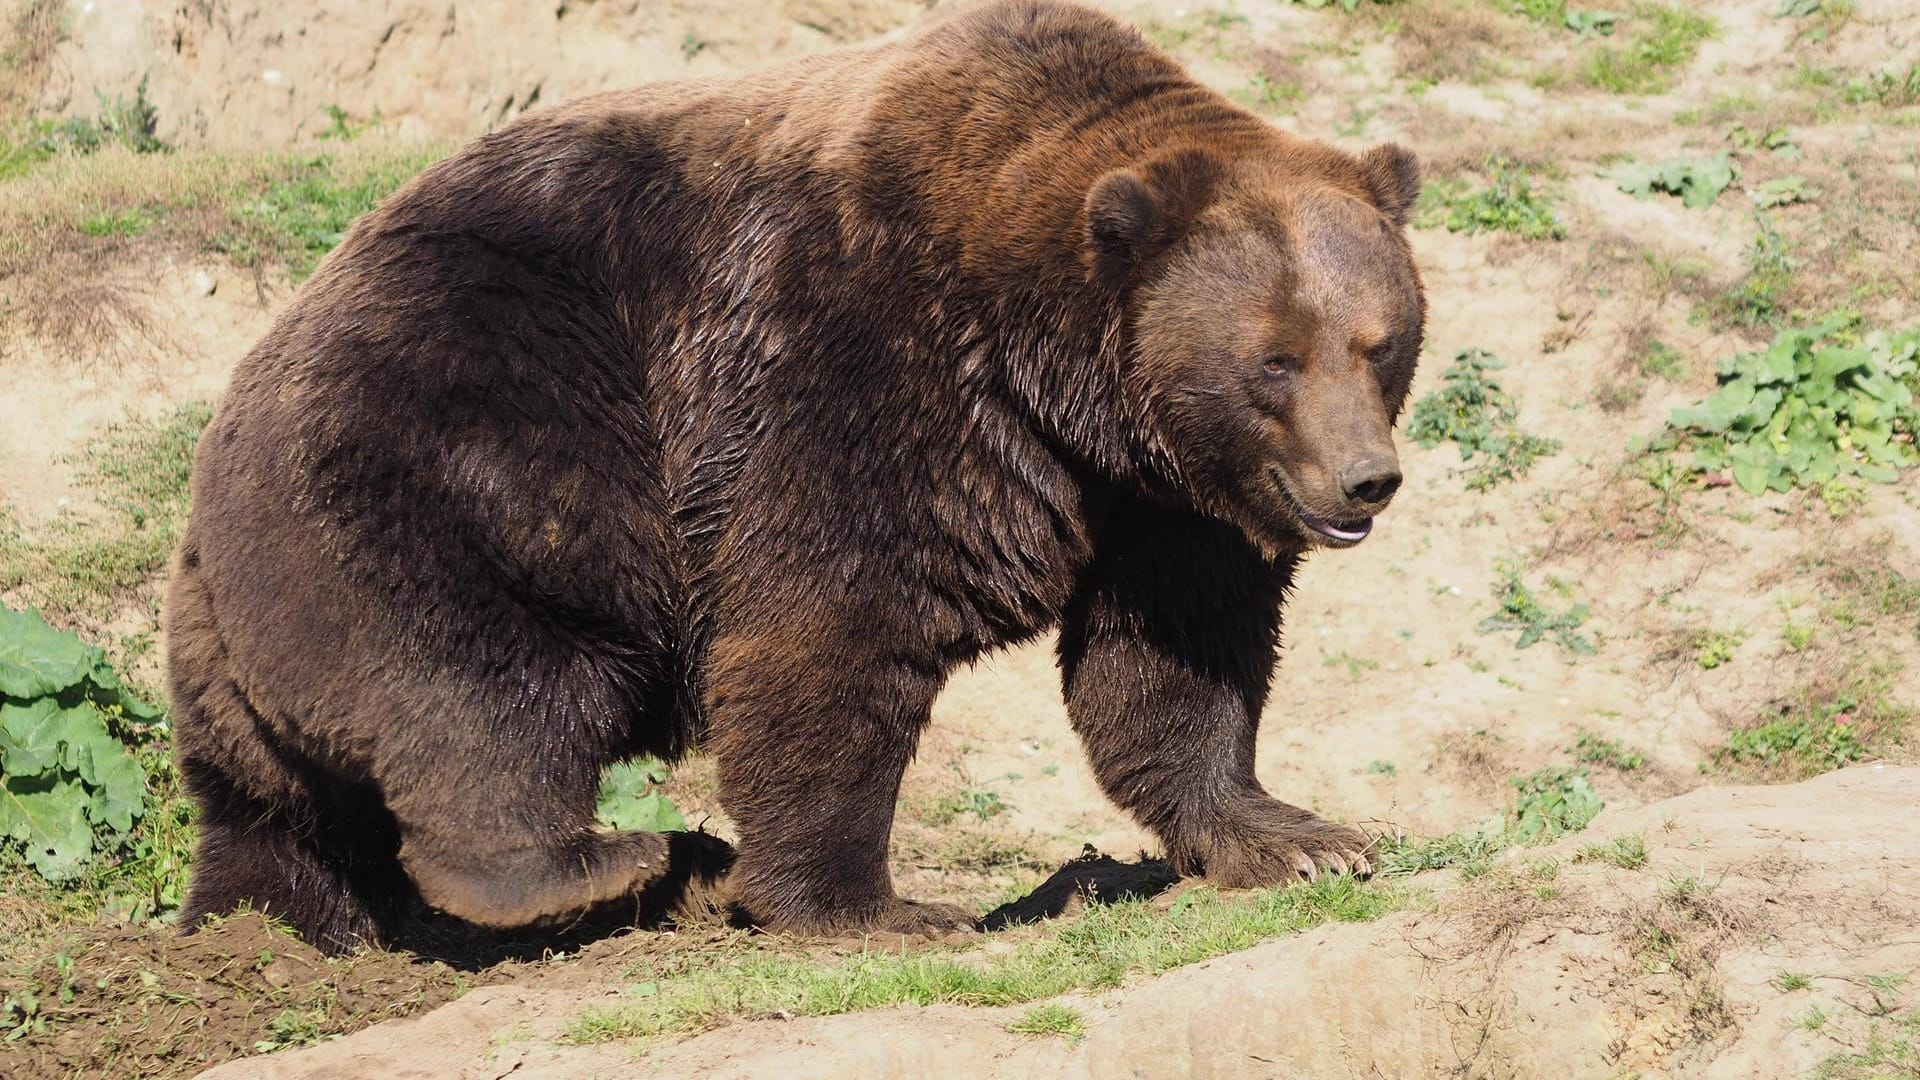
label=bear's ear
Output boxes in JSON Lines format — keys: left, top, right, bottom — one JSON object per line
{"left": 1085, "top": 170, "right": 1159, "bottom": 291}
{"left": 1083, "top": 148, "right": 1223, "bottom": 292}
{"left": 1358, "top": 143, "right": 1421, "bottom": 229}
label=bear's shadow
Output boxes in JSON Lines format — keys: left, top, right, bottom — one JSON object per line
{"left": 395, "top": 839, "right": 1180, "bottom": 969}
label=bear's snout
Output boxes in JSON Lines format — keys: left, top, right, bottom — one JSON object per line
{"left": 1336, "top": 455, "right": 1402, "bottom": 512}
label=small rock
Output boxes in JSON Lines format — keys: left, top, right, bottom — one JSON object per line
{"left": 263, "top": 68, "right": 287, "bottom": 86}
{"left": 191, "top": 269, "right": 216, "bottom": 297}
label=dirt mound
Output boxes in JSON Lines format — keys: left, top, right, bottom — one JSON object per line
{"left": 164, "top": 765, "right": 1920, "bottom": 1080}
{"left": 37, "top": 0, "right": 934, "bottom": 148}
{"left": 0, "top": 914, "right": 476, "bottom": 1079}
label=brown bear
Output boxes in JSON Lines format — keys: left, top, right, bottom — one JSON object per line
{"left": 165, "top": 0, "right": 1424, "bottom": 953}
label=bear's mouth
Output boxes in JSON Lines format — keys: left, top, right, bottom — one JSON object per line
{"left": 1268, "top": 469, "right": 1374, "bottom": 547}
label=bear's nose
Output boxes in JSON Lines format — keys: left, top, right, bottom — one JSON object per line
{"left": 1339, "top": 458, "right": 1402, "bottom": 507}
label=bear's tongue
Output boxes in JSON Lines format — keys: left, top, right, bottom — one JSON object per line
{"left": 1304, "top": 515, "right": 1373, "bottom": 543}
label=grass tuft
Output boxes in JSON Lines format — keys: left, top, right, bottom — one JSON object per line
{"left": 0, "top": 403, "right": 212, "bottom": 621}
{"left": 564, "top": 877, "right": 1402, "bottom": 1044}
{"left": 1007, "top": 1002, "right": 1085, "bottom": 1038}
{"left": 1580, "top": 4, "right": 1716, "bottom": 94}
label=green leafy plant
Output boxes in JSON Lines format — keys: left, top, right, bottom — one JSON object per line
{"left": 1704, "top": 215, "right": 1795, "bottom": 329}
{"left": 1573, "top": 732, "right": 1645, "bottom": 770}
{"left": 1406, "top": 348, "right": 1561, "bottom": 490}
{"left": 1655, "top": 312, "right": 1920, "bottom": 496}
{"left": 1841, "top": 62, "right": 1920, "bottom": 107}
{"left": 1416, "top": 156, "right": 1566, "bottom": 240}
{"left": 1726, "top": 123, "right": 1799, "bottom": 156}
{"left": 1478, "top": 560, "right": 1596, "bottom": 655}
{"left": 1, "top": 606, "right": 161, "bottom": 882}
{"left": 1716, "top": 697, "right": 1869, "bottom": 775}
{"left": 1564, "top": 10, "right": 1620, "bottom": 35}
{"left": 1692, "top": 627, "right": 1747, "bottom": 669}
{"left": 1602, "top": 152, "right": 1737, "bottom": 209}
{"left": 1508, "top": 767, "right": 1603, "bottom": 841}
{"left": 596, "top": 758, "right": 686, "bottom": 832}
{"left": 1750, "top": 175, "right": 1819, "bottom": 208}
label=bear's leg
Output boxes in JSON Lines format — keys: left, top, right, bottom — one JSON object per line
{"left": 1058, "top": 500, "right": 1374, "bottom": 885}
{"left": 180, "top": 760, "right": 412, "bottom": 953}
{"left": 702, "top": 628, "right": 978, "bottom": 936}
{"left": 387, "top": 773, "right": 681, "bottom": 930}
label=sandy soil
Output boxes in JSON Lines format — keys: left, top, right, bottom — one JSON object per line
{"left": 191, "top": 765, "right": 1920, "bottom": 1080}
{"left": 2, "top": 0, "right": 1918, "bottom": 1076}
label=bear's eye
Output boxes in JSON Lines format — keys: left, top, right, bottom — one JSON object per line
{"left": 1365, "top": 341, "right": 1395, "bottom": 365}
{"left": 1261, "top": 355, "right": 1295, "bottom": 376}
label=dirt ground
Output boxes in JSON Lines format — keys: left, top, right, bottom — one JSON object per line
{"left": 3, "top": 0, "right": 1918, "bottom": 1077}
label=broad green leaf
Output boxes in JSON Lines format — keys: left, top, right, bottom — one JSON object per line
{"left": 0, "top": 699, "right": 64, "bottom": 775}
{"left": 596, "top": 758, "right": 687, "bottom": 833}
{"left": 0, "top": 608, "right": 102, "bottom": 700}
{"left": 601, "top": 791, "right": 687, "bottom": 834}
{"left": 1671, "top": 380, "right": 1756, "bottom": 432}
{"left": 0, "top": 776, "right": 93, "bottom": 881}
{"left": 78, "top": 741, "right": 147, "bottom": 835}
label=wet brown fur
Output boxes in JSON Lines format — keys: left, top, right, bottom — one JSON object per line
{"left": 166, "top": 0, "right": 1426, "bottom": 952}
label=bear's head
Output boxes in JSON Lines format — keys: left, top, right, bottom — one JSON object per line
{"left": 1086, "top": 142, "right": 1425, "bottom": 555}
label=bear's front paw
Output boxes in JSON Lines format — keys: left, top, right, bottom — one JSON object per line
{"left": 865, "top": 897, "right": 980, "bottom": 938}
{"left": 1182, "top": 805, "right": 1376, "bottom": 888}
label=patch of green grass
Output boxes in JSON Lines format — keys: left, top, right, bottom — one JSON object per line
{"left": 1290, "top": 0, "right": 1398, "bottom": 12}
{"left": 1576, "top": 832, "right": 1649, "bottom": 870}
{"left": 1823, "top": 563, "right": 1920, "bottom": 633}
{"left": 1415, "top": 156, "right": 1566, "bottom": 240}
{"left": 77, "top": 207, "right": 153, "bottom": 237}
{"left": 1478, "top": 559, "right": 1595, "bottom": 655}
{"left": 565, "top": 877, "right": 1403, "bottom": 1044}
{"left": 1840, "top": 63, "right": 1920, "bottom": 108}
{"left": 1364, "top": 759, "right": 1398, "bottom": 777}
{"left": 1653, "top": 311, "right": 1919, "bottom": 496}
{"left": 1324, "top": 650, "right": 1381, "bottom": 677}
{"left": 1007, "top": 1002, "right": 1085, "bottom": 1038}
{"left": 1406, "top": 348, "right": 1561, "bottom": 490}
{"left": 0, "top": 78, "right": 166, "bottom": 180}
{"left": 1383, "top": 766, "right": 1607, "bottom": 880}
{"left": 0, "top": 403, "right": 212, "bottom": 621}
{"left": 1775, "top": 970, "right": 1815, "bottom": 991}
{"left": 921, "top": 784, "right": 1009, "bottom": 826}
{"left": 1813, "top": 1010, "right": 1920, "bottom": 1079}
{"left": 1377, "top": 828, "right": 1501, "bottom": 878}
{"left": 1715, "top": 687, "right": 1907, "bottom": 779}
{"left": 1640, "top": 339, "right": 1687, "bottom": 381}
{"left": 1692, "top": 627, "right": 1746, "bottom": 670}
{"left": 1573, "top": 732, "right": 1645, "bottom": 771}
{"left": 1231, "top": 71, "right": 1304, "bottom": 115}
{"left": 216, "top": 148, "right": 439, "bottom": 281}
{"left": 1579, "top": 4, "right": 1716, "bottom": 94}
{"left": 1703, "top": 215, "right": 1796, "bottom": 329}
